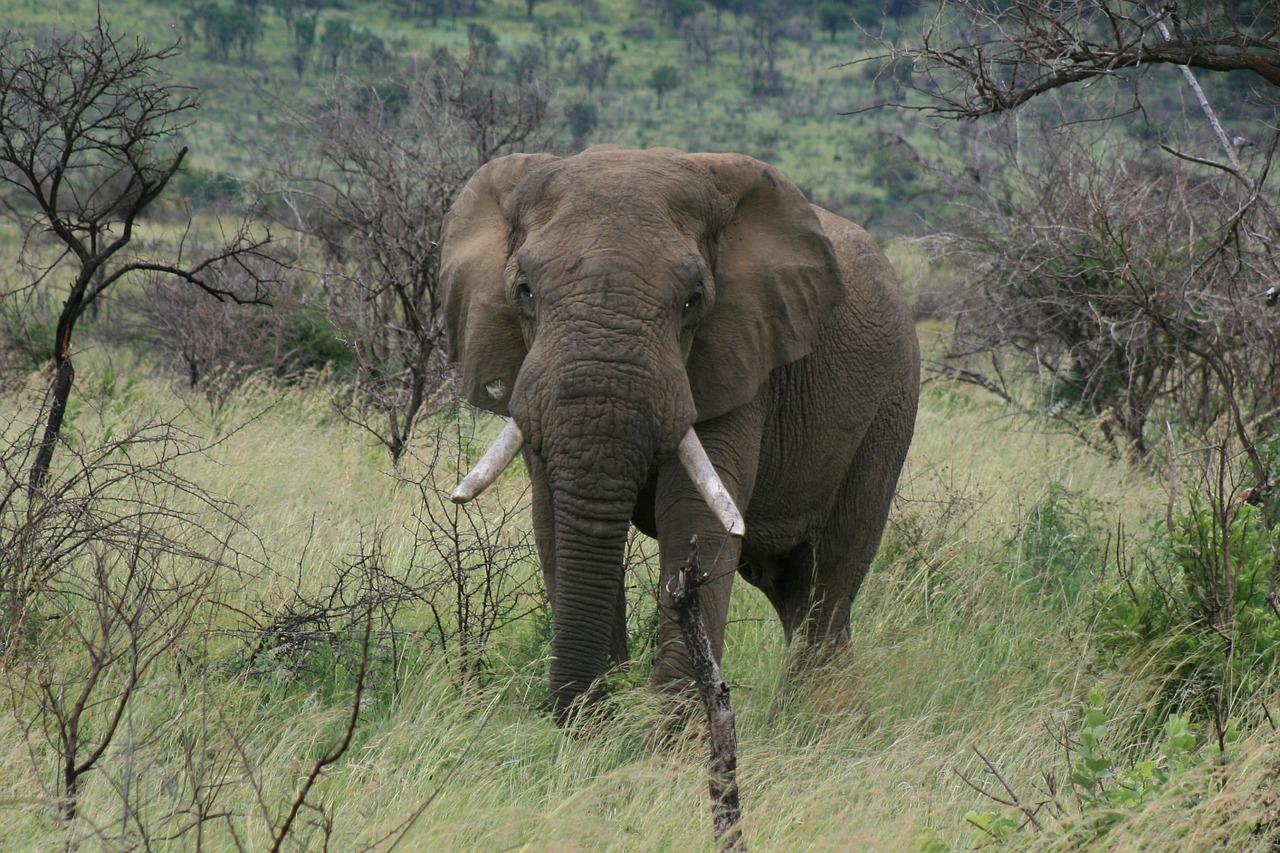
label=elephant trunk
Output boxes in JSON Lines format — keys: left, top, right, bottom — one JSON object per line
{"left": 544, "top": 478, "right": 636, "bottom": 720}
{"left": 538, "top": 391, "right": 659, "bottom": 721}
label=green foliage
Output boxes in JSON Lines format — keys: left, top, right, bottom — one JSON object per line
{"left": 281, "top": 301, "right": 358, "bottom": 373}
{"left": 1013, "top": 482, "right": 1102, "bottom": 610}
{"left": 566, "top": 98, "right": 599, "bottom": 148}
{"left": 0, "top": 291, "right": 55, "bottom": 374}
{"left": 649, "top": 63, "right": 680, "bottom": 107}
{"left": 819, "top": 2, "right": 853, "bottom": 42}
{"left": 1094, "top": 491, "right": 1280, "bottom": 719}
{"left": 172, "top": 164, "right": 241, "bottom": 206}
{"left": 928, "top": 687, "right": 1243, "bottom": 851}
{"left": 958, "top": 809, "right": 1022, "bottom": 846}
{"left": 1049, "top": 690, "right": 1214, "bottom": 837}
{"left": 187, "top": 1, "right": 263, "bottom": 62}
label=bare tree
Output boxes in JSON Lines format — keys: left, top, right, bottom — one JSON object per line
{"left": 273, "top": 49, "right": 553, "bottom": 462}
{"left": 880, "top": 1, "right": 1280, "bottom": 118}
{"left": 867, "top": 1, "right": 1280, "bottom": 474}
{"left": 0, "top": 19, "right": 275, "bottom": 488}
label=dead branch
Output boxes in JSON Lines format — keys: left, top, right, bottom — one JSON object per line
{"left": 670, "top": 536, "right": 743, "bottom": 850}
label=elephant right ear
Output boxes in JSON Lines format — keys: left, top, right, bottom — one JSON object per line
{"left": 441, "top": 154, "right": 557, "bottom": 416}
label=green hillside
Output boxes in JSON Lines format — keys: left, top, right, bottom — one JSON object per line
{"left": 12, "top": 0, "right": 930, "bottom": 229}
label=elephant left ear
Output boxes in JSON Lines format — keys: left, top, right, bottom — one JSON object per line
{"left": 440, "top": 153, "right": 557, "bottom": 416}
{"left": 683, "top": 154, "right": 847, "bottom": 422}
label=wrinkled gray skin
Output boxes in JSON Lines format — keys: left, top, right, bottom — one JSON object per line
{"left": 441, "top": 146, "right": 919, "bottom": 722}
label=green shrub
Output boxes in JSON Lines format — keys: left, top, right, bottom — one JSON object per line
{"left": 1094, "top": 493, "right": 1280, "bottom": 719}
{"left": 1013, "top": 482, "right": 1102, "bottom": 611}
{"left": 920, "top": 686, "right": 1240, "bottom": 851}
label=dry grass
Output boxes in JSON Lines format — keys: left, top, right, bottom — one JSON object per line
{"left": 0, "top": 357, "right": 1274, "bottom": 851}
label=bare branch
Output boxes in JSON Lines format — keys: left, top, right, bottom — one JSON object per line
{"left": 866, "top": 1, "right": 1280, "bottom": 119}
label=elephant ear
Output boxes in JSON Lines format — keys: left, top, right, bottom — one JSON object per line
{"left": 441, "top": 153, "right": 557, "bottom": 416}
{"left": 683, "top": 153, "right": 846, "bottom": 422}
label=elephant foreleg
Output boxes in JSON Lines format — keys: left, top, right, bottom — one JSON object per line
{"left": 650, "top": 412, "right": 760, "bottom": 690}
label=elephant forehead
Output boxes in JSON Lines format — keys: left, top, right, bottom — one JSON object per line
{"left": 510, "top": 157, "right": 719, "bottom": 232}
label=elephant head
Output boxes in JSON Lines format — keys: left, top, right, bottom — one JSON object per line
{"left": 440, "top": 146, "right": 846, "bottom": 718}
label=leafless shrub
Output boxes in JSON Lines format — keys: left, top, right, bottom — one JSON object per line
{"left": 236, "top": 414, "right": 540, "bottom": 697}
{"left": 879, "top": 462, "right": 991, "bottom": 609}
{"left": 227, "top": 583, "right": 438, "bottom": 853}
{"left": 928, "top": 123, "right": 1280, "bottom": 465}
{"left": 408, "top": 414, "right": 541, "bottom": 689}
{"left": 122, "top": 256, "right": 345, "bottom": 412}
{"left": 671, "top": 537, "right": 742, "bottom": 850}
{"left": 0, "top": 408, "right": 241, "bottom": 834}
{"left": 272, "top": 48, "right": 555, "bottom": 462}
{"left": 239, "top": 538, "right": 418, "bottom": 693}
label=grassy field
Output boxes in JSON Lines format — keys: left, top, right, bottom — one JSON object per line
{"left": 3, "top": 334, "right": 1278, "bottom": 850}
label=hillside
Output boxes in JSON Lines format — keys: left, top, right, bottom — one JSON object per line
{"left": 6, "top": 0, "right": 937, "bottom": 231}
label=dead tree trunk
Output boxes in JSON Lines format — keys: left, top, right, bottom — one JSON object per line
{"left": 671, "top": 536, "right": 744, "bottom": 850}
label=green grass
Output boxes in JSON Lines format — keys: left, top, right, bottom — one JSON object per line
{"left": 5, "top": 347, "right": 1276, "bottom": 851}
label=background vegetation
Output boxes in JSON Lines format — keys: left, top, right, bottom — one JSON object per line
{"left": 1, "top": 0, "right": 1278, "bottom": 850}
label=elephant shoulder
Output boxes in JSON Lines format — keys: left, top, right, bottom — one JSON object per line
{"left": 810, "top": 204, "right": 906, "bottom": 318}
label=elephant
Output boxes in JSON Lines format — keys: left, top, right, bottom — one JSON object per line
{"left": 440, "top": 145, "right": 919, "bottom": 722}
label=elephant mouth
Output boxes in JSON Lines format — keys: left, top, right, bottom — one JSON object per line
{"left": 451, "top": 419, "right": 746, "bottom": 537}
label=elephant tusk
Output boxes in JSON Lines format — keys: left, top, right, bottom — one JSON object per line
{"left": 677, "top": 428, "right": 746, "bottom": 538}
{"left": 451, "top": 419, "right": 525, "bottom": 503}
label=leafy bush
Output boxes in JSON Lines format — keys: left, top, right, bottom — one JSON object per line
{"left": 920, "top": 687, "right": 1240, "bottom": 851}
{"left": 1094, "top": 493, "right": 1280, "bottom": 720}
{"left": 1012, "top": 482, "right": 1103, "bottom": 611}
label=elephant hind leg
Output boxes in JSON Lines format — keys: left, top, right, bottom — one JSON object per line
{"left": 798, "top": 408, "right": 914, "bottom": 647}
{"left": 749, "top": 546, "right": 818, "bottom": 645}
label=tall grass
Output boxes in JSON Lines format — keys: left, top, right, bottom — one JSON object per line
{"left": 8, "top": 353, "right": 1274, "bottom": 851}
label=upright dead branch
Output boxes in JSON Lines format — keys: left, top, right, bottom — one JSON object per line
{"left": 671, "top": 536, "right": 743, "bottom": 850}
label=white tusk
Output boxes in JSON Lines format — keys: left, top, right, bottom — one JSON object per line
{"left": 451, "top": 419, "right": 525, "bottom": 503}
{"left": 677, "top": 428, "right": 746, "bottom": 538}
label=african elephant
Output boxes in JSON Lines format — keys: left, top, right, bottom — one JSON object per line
{"left": 441, "top": 146, "right": 919, "bottom": 722}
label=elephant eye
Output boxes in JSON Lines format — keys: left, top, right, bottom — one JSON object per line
{"left": 682, "top": 288, "right": 705, "bottom": 317}
{"left": 515, "top": 276, "right": 535, "bottom": 314}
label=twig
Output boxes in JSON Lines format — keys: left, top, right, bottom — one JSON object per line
{"left": 956, "top": 746, "right": 1046, "bottom": 833}
{"left": 670, "top": 536, "right": 744, "bottom": 850}
{"left": 267, "top": 587, "right": 374, "bottom": 853}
